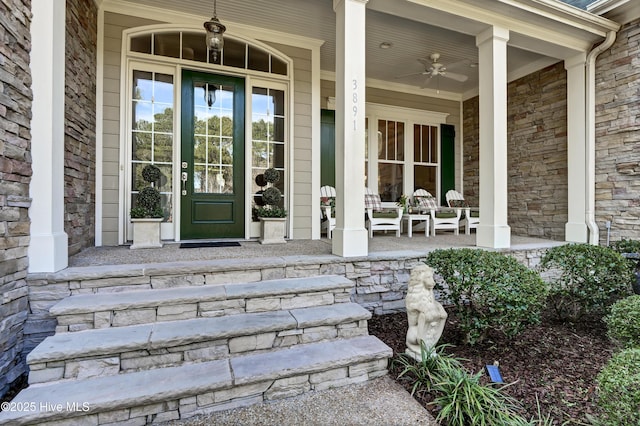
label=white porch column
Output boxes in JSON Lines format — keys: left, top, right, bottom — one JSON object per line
{"left": 28, "top": 0, "right": 68, "bottom": 272}
{"left": 332, "top": 0, "right": 368, "bottom": 257}
{"left": 476, "top": 26, "right": 511, "bottom": 249}
{"left": 565, "top": 54, "right": 589, "bottom": 243}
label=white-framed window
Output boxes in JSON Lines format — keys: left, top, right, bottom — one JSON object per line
{"left": 250, "top": 83, "right": 288, "bottom": 214}
{"left": 365, "top": 104, "right": 449, "bottom": 202}
{"left": 246, "top": 78, "right": 290, "bottom": 238}
{"left": 124, "top": 61, "right": 178, "bottom": 242}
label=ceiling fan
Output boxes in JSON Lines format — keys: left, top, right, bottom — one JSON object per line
{"left": 397, "top": 53, "right": 469, "bottom": 84}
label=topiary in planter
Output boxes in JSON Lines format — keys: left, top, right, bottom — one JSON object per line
{"left": 605, "top": 295, "right": 640, "bottom": 349}
{"left": 426, "top": 248, "right": 549, "bottom": 345}
{"left": 255, "top": 167, "right": 287, "bottom": 218}
{"left": 539, "top": 244, "right": 633, "bottom": 321}
{"left": 596, "top": 348, "right": 640, "bottom": 426}
{"left": 131, "top": 164, "right": 164, "bottom": 219}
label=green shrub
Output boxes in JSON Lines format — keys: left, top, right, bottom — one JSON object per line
{"left": 610, "top": 238, "right": 640, "bottom": 255}
{"left": 539, "top": 244, "right": 633, "bottom": 321}
{"left": 433, "top": 366, "right": 530, "bottom": 426}
{"left": 426, "top": 248, "right": 548, "bottom": 345}
{"left": 596, "top": 348, "right": 640, "bottom": 426}
{"left": 605, "top": 295, "right": 640, "bottom": 348}
{"left": 394, "top": 343, "right": 462, "bottom": 396}
{"left": 394, "top": 343, "right": 530, "bottom": 426}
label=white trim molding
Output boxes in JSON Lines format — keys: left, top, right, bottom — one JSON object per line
{"left": 28, "top": 0, "right": 69, "bottom": 272}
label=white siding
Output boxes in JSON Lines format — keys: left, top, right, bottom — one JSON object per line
{"left": 266, "top": 42, "right": 314, "bottom": 239}
{"left": 101, "top": 13, "right": 160, "bottom": 245}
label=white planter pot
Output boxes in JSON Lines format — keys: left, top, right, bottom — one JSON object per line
{"left": 130, "top": 218, "right": 163, "bottom": 249}
{"left": 258, "top": 217, "right": 286, "bottom": 244}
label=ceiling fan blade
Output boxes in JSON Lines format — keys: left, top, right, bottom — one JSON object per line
{"left": 395, "top": 71, "right": 427, "bottom": 79}
{"left": 441, "top": 71, "right": 468, "bottom": 82}
{"left": 444, "top": 59, "right": 471, "bottom": 70}
{"left": 419, "top": 75, "right": 435, "bottom": 89}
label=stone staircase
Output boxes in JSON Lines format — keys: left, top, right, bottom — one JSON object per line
{"left": 1, "top": 275, "right": 392, "bottom": 425}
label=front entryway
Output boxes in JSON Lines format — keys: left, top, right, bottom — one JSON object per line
{"left": 180, "top": 70, "right": 245, "bottom": 239}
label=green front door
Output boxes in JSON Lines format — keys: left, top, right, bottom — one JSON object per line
{"left": 180, "top": 70, "right": 245, "bottom": 239}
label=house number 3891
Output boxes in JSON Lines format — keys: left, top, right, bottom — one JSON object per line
{"left": 352, "top": 79, "right": 358, "bottom": 131}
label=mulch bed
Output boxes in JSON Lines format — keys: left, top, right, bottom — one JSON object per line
{"left": 369, "top": 309, "right": 614, "bottom": 424}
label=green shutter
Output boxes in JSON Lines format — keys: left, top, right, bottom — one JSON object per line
{"left": 320, "top": 109, "right": 336, "bottom": 187}
{"left": 440, "top": 124, "right": 455, "bottom": 206}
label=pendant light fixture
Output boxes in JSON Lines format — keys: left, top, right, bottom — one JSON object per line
{"left": 203, "top": 0, "right": 226, "bottom": 62}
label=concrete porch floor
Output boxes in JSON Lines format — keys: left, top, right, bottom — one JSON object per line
{"left": 70, "top": 233, "right": 564, "bottom": 267}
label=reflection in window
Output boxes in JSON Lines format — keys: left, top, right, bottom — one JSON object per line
{"left": 130, "top": 70, "right": 174, "bottom": 222}
{"left": 251, "top": 87, "right": 286, "bottom": 213}
{"left": 192, "top": 82, "right": 235, "bottom": 194}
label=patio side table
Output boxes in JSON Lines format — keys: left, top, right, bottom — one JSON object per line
{"left": 402, "top": 213, "right": 430, "bottom": 238}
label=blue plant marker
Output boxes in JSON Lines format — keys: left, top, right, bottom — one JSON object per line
{"left": 485, "top": 364, "right": 503, "bottom": 383}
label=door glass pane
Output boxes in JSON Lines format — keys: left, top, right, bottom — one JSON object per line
{"left": 377, "top": 119, "right": 404, "bottom": 161}
{"left": 130, "top": 70, "right": 174, "bottom": 222}
{"left": 192, "top": 82, "right": 234, "bottom": 194}
{"left": 131, "top": 35, "right": 151, "bottom": 54}
{"left": 222, "top": 38, "right": 246, "bottom": 68}
{"left": 378, "top": 163, "right": 403, "bottom": 202}
{"left": 271, "top": 56, "right": 288, "bottom": 76}
{"left": 181, "top": 32, "right": 208, "bottom": 62}
{"left": 415, "top": 165, "right": 436, "bottom": 195}
{"left": 154, "top": 33, "right": 180, "bottom": 58}
{"left": 414, "top": 124, "right": 438, "bottom": 164}
{"left": 248, "top": 46, "right": 269, "bottom": 72}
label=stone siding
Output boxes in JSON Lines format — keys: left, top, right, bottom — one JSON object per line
{"left": 65, "top": 0, "right": 97, "bottom": 256}
{"left": 463, "top": 62, "right": 568, "bottom": 240}
{"left": 0, "top": 0, "right": 32, "bottom": 399}
{"left": 594, "top": 18, "right": 640, "bottom": 243}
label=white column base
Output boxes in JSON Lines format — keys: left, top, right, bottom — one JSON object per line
{"left": 565, "top": 222, "right": 588, "bottom": 243}
{"left": 28, "top": 232, "right": 68, "bottom": 273}
{"left": 332, "top": 228, "right": 368, "bottom": 257}
{"left": 476, "top": 224, "right": 511, "bottom": 249}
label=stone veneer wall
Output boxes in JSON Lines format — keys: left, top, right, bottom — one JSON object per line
{"left": 0, "top": 0, "right": 32, "bottom": 399}
{"left": 594, "top": 18, "right": 640, "bottom": 243}
{"left": 64, "top": 0, "right": 97, "bottom": 256}
{"left": 463, "top": 62, "right": 568, "bottom": 240}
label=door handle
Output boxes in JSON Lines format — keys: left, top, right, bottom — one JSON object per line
{"left": 181, "top": 172, "right": 188, "bottom": 195}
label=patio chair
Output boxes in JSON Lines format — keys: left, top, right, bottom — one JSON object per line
{"left": 412, "top": 189, "right": 461, "bottom": 235}
{"left": 320, "top": 185, "right": 336, "bottom": 239}
{"left": 364, "top": 187, "right": 403, "bottom": 238}
{"left": 445, "top": 189, "right": 479, "bottom": 235}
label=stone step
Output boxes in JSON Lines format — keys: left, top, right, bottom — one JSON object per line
{"left": 27, "top": 303, "right": 372, "bottom": 384}
{"left": 50, "top": 275, "right": 354, "bottom": 332}
{"left": 1, "top": 335, "right": 392, "bottom": 426}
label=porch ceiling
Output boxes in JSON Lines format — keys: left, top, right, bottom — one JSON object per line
{"left": 115, "top": 0, "right": 617, "bottom": 96}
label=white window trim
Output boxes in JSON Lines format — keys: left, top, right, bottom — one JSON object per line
{"left": 365, "top": 103, "right": 449, "bottom": 202}
{"left": 121, "top": 60, "right": 179, "bottom": 244}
